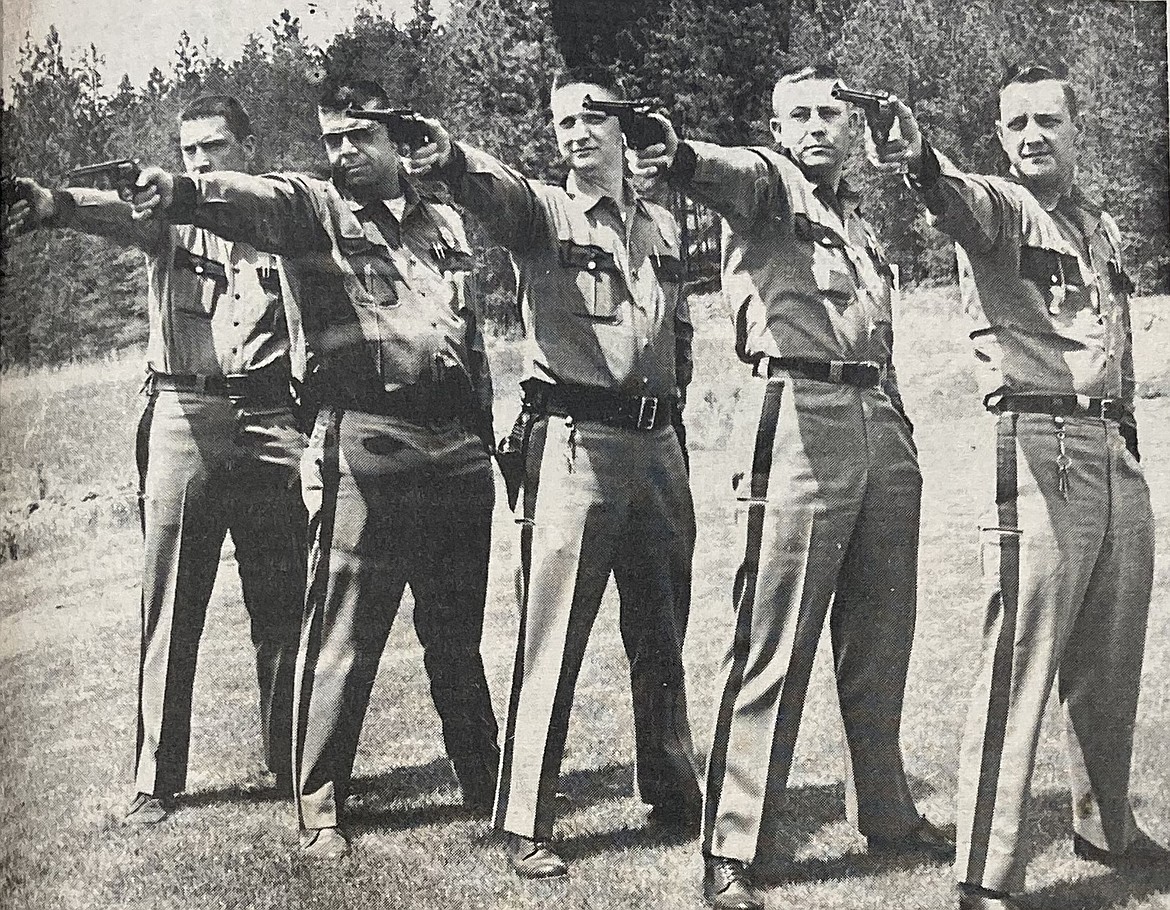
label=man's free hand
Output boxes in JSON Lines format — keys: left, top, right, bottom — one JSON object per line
{"left": 865, "top": 97, "right": 923, "bottom": 174}
{"left": 4, "top": 177, "right": 55, "bottom": 235}
{"left": 403, "top": 116, "right": 453, "bottom": 176}
{"left": 627, "top": 112, "right": 679, "bottom": 178}
{"left": 131, "top": 168, "right": 175, "bottom": 221}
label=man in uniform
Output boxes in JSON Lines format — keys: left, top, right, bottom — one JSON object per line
{"left": 410, "top": 66, "right": 703, "bottom": 879}
{"left": 133, "top": 77, "right": 501, "bottom": 859}
{"left": 872, "top": 63, "right": 1169, "bottom": 910}
{"left": 6, "top": 95, "right": 307, "bottom": 824}
{"left": 635, "top": 64, "right": 954, "bottom": 910}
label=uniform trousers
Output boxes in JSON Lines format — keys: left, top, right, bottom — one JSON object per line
{"left": 294, "top": 406, "right": 499, "bottom": 831}
{"left": 703, "top": 375, "right": 924, "bottom": 863}
{"left": 135, "top": 390, "right": 306, "bottom": 797}
{"left": 956, "top": 413, "right": 1153, "bottom": 894}
{"left": 494, "top": 414, "right": 701, "bottom": 840}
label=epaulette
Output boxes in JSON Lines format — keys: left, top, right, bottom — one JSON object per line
{"left": 414, "top": 179, "right": 455, "bottom": 205}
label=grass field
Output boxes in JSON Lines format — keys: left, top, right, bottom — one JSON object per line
{"left": 1, "top": 288, "right": 1168, "bottom": 910}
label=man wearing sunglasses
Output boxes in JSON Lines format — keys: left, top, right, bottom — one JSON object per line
{"left": 132, "top": 77, "right": 502, "bottom": 859}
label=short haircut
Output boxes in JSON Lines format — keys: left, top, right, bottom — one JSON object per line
{"left": 551, "top": 66, "right": 623, "bottom": 98}
{"left": 180, "top": 95, "right": 253, "bottom": 142}
{"left": 317, "top": 77, "right": 390, "bottom": 113}
{"left": 772, "top": 63, "right": 841, "bottom": 112}
{"left": 1000, "top": 62, "right": 1079, "bottom": 119}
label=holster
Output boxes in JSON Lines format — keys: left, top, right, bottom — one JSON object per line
{"left": 495, "top": 409, "right": 537, "bottom": 511}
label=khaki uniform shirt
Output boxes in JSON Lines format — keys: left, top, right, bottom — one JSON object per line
{"left": 916, "top": 147, "right": 1135, "bottom": 411}
{"left": 61, "top": 188, "right": 302, "bottom": 379}
{"left": 676, "top": 142, "right": 900, "bottom": 372}
{"left": 167, "top": 172, "right": 490, "bottom": 413}
{"left": 444, "top": 144, "right": 692, "bottom": 401}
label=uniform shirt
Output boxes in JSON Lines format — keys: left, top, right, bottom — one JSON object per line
{"left": 671, "top": 142, "right": 899, "bottom": 369}
{"left": 165, "top": 171, "right": 491, "bottom": 413}
{"left": 441, "top": 144, "right": 692, "bottom": 401}
{"left": 914, "top": 145, "right": 1136, "bottom": 411}
{"left": 58, "top": 188, "right": 302, "bottom": 378}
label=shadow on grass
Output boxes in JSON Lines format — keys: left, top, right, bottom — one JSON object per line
{"left": 1027, "top": 864, "right": 1170, "bottom": 910}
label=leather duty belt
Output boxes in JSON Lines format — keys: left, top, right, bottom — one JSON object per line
{"left": 522, "top": 380, "right": 676, "bottom": 431}
{"left": 146, "top": 369, "right": 292, "bottom": 402}
{"left": 757, "top": 356, "right": 887, "bottom": 388}
{"left": 993, "top": 393, "right": 1126, "bottom": 421}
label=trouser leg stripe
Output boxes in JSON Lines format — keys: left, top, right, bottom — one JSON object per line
{"left": 494, "top": 417, "right": 548, "bottom": 826}
{"left": 133, "top": 396, "right": 157, "bottom": 778}
{"left": 702, "top": 380, "right": 784, "bottom": 852}
{"left": 293, "top": 409, "right": 343, "bottom": 830}
{"left": 968, "top": 413, "right": 1021, "bottom": 882}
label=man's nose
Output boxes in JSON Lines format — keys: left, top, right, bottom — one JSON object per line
{"left": 338, "top": 134, "right": 359, "bottom": 155}
{"left": 1020, "top": 118, "right": 1045, "bottom": 144}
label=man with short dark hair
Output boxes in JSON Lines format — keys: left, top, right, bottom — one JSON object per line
{"left": 635, "top": 64, "right": 953, "bottom": 909}
{"left": 874, "top": 63, "right": 1169, "bottom": 910}
{"left": 132, "top": 76, "right": 501, "bottom": 860}
{"left": 6, "top": 94, "right": 307, "bottom": 824}
{"left": 409, "top": 65, "right": 703, "bottom": 879}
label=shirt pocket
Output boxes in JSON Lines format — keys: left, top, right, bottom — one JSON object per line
{"left": 1019, "top": 245, "right": 1089, "bottom": 317}
{"left": 347, "top": 243, "right": 403, "bottom": 310}
{"left": 172, "top": 247, "right": 227, "bottom": 318}
{"left": 558, "top": 240, "right": 623, "bottom": 322}
{"left": 793, "top": 213, "right": 855, "bottom": 307}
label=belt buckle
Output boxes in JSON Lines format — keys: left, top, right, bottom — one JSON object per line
{"left": 636, "top": 396, "right": 659, "bottom": 430}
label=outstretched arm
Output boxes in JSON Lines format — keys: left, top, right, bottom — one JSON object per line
{"left": 6, "top": 177, "right": 165, "bottom": 250}
{"left": 131, "top": 168, "right": 332, "bottom": 257}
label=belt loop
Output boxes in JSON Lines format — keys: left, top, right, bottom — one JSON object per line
{"left": 829, "top": 361, "right": 844, "bottom": 383}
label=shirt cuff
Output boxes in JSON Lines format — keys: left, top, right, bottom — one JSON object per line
{"left": 167, "top": 175, "right": 199, "bottom": 223}
{"left": 906, "top": 140, "right": 942, "bottom": 192}
{"left": 435, "top": 143, "right": 469, "bottom": 184}
{"left": 668, "top": 142, "right": 698, "bottom": 183}
{"left": 44, "top": 190, "right": 77, "bottom": 228}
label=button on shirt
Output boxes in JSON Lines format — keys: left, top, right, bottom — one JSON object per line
{"left": 165, "top": 172, "right": 489, "bottom": 410}
{"left": 62, "top": 188, "right": 300, "bottom": 378}
{"left": 443, "top": 144, "right": 692, "bottom": 400}
{"left": 674, "top": 142, "right": 898, "bottom": 368}
{"left": 916, "top": 146, "right": 1135, "bottom": 410}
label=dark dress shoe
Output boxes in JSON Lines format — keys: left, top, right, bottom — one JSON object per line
{"left": 958, "top": 884, "right": 1025, "bottom": 909}
{"left": 1074, "top": 832, "right": 1170, "bottom": 870}
{"left": 703, "top": 855, "right": 764, "bottom": 910}
{"left": 868, "top": 815, "right": 956, "bottom": 862}
{"left": 508, "top": 835, "right": 568, "bottom": 878}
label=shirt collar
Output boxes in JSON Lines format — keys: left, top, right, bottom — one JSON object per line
{"left": 343, "top": 169, "right": 421, "bottom": 221}
{"left": 565, "top": 171, "right": 642, "bottom": 218}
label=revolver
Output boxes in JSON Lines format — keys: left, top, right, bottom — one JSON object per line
{"left": 831, "top": 85, "right": 898, "bottom": 143}
{"left": 65, "top": 158, "right": 142, "bottom": 200}
{"left": 581, "top": 95, "right": 669, "bottom": 150}
{"left": 346, "top": 108, "right": 431, "bottom": 151}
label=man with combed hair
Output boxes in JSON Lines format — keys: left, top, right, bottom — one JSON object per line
{"left": 408, "top": 65, "right": 703, "bottom": 880}
{"left": 6, "top": 94, "right": 306, "bottom": 824}
{"left": 872, "top": 63, "right": 1169, "bottom": 910}
{"left": 634, "top": 63, "right": 953, "bottom": 909}
{"left": 131, "top": 76, "right": 502, "bottom": 860}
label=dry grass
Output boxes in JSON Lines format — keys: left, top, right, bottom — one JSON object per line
{"left": 1, "top": 289, "right": 1169, "bottom": 910}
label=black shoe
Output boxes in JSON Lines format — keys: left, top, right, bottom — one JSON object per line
{"left": 868, "top": 815, "right": 956, "bottom": 862}
{"left": 507, "top": 834, "right": 568, "bottom": 879}
{"left": 703, "top": 855, "right": 764, "bottom": 910}
{"left": 1073, "top": 832, "right": 1170, "bottom": 870}
{"left": 646, "top": 801, "right": 701, "bottom": 835}
{"left": 958, "top": 884, "right": 1026, "bottom": 909}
